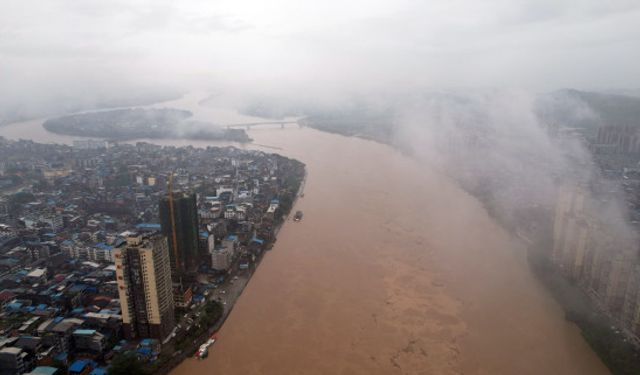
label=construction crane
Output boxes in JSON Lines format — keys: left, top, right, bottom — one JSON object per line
{"left": 167, "top": 172, "right": 180, "bottom": 273}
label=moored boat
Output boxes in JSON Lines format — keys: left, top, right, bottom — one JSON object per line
{"left": 195, "top": 333, "right": 217, "bottom": 359}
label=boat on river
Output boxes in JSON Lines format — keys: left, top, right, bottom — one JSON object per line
{"left": 196, "top": 333, "right": 217, "bottom": 359}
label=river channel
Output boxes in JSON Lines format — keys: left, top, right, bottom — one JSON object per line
{"left": 0, "top": 94, "right": 610, "bottom": 374}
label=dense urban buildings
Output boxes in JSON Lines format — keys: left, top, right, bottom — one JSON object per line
{"left": 0, "top": 137, "right": 305, "bottom": 375}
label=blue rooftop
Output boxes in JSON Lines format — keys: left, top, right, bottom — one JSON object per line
{"left": 74, "top": 329, "right": 97, "bottom": 335}
{"left": 69, "top": 360, "right": 91, "bottom": 373}
{"left": 226, "top": 235, "right": 238, "bottom": 242}
{"left": 85, "top": 286, "right": 98, "bottom": 294}
{"left": 89, "top": 369, "right": 106, "bottom": 375}
{"left": 136, "top": 223, "right": 161, "bottom": 230}
{"left": 6, "top": 302, "right": 22, "bottom": 310}
{"left": 137, "top": 347, "right": 152, "bottom": 356}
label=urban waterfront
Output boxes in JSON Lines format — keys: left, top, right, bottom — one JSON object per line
{"left": 0, "top": 95, "right": 609, "bottom": 374}
{"left": 0, "top": 125, "right": 305, "bottom": 374}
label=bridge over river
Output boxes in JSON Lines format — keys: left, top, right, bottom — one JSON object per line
{"left": 225, "top": 120, "right": 301, "bottom": 130}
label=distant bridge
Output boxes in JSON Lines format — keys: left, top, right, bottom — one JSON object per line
{"left": 225, "top": 120, "right": 301, "bottom": 130}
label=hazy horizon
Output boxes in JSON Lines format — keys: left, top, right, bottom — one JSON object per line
{"left": 2, "top": 0, "right": 640, "bottom": 122}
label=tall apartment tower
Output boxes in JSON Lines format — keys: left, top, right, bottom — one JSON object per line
{"left": 552, "top": 186, "right": 586, "bottom": 265}
{"left": 159, "top": 192, "right": 200, "bottom": 278}
{"left": 115, "top": 233, "right": 175, "bottom": 340}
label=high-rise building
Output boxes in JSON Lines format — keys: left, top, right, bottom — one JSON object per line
{"left": 552, "top": 186, "right": 586, "bottom": 265}
{"left": 159, "top": 192, "right": 200, "bottom": 278}
{"left": 622, "top": 266, "right": 640, "bottom": 336}
{"left": 560, "top": 215, "right": 590, "bottom": 279}
{"left": 595, "top": 125, "right": 640, "bottom": 155}
{"left": 115, "top": 233, "right": 175, "bottom": 340}
{"left": 605, "top": 253, "right": 633, "bottom": 314}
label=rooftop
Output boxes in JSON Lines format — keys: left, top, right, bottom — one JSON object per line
{"left": 69, "top": 359, "right": 92, "bottom": 373}
{"left": 29, "top": 367, "right": 59, "bottom": 375}
{"left": 27, "top": 268, "right": 46, "bottom": 278}
{"left": 0, "top": 347, "right": 22, "bottom": 355}
{"left": 73, "top": 329, "right": 97, "bottom": 336}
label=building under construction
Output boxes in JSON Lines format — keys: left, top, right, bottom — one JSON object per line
{"left": 159, "top": 191, "right": 200, "bottom": 280}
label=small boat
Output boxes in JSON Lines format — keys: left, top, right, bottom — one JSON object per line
{"left": 196, "top": 346, "right": 208, "bottom": 359}
{"left": 196, "top": 334, "right": 217, "bottom": 359}
{"left": 294, "top": 211, "right": 303, "bottom": 221}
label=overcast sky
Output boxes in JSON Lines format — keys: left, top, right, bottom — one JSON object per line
{"left": 1, "top": 0, "right": 639, "bottom": 109}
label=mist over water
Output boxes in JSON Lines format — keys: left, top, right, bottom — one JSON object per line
{"left": 395, "top": 91, "right": 586, "bottom": 220}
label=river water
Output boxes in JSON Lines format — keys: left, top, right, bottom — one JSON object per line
{"left": 0, "top": 95, "right": 610, "bottom": 374}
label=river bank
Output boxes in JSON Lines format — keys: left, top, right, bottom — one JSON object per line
{"left": 168, "top": 124, "right": 609, "bottom": 375}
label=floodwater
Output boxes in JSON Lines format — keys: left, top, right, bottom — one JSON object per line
{"left": 0, "top": 95, "right": 610, "bottom": 374}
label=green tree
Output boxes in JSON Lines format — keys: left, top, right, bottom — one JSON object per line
{"left": 7, "top": 191, "right": 35, "bottom": 216}
{"left": 202, "top": 300, "right": 224, "bottom": 326}
{"left": 51, "top": 360, "right": 68, "bottom": 375}
{"left": 9, "top": 191, "right": 34, "bottom": 204}
{"left": 107, "top": 353, "right": 148, "bottom": 375}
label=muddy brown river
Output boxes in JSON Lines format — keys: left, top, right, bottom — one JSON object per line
{"left": 0, "top": 95, "right": 610, "bottom": 374}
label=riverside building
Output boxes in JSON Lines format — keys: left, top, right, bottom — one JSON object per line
{"left": 114, "top": 233, "right": 175, "bottom": 340}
